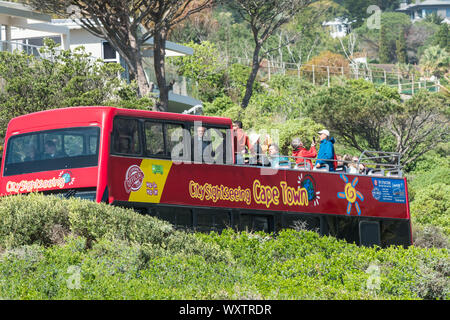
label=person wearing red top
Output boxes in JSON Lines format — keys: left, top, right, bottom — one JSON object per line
{"left": 232, "top": 120, "right": 252, "bottom": 164}
{"left": 291, "top": 137, "right": 317, "bottom": 170}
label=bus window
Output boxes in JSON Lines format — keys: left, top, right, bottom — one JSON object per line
{"left": 144, "top": 121, "right": 164, "bottom": 156}
{"left": 4, "top": 127, "right": 100, "bottom": 176}
{"left": 239, "top": 214, "right": 273, "bottom": 233}
{"left": 165, "top": 123, "right": 185, "bottom": 158}
{"left": 194, "top": 208, "right": 231, "bottom": 233}
{"left": 156, "top": 206, "right": 192, "bottom": 230}
{"left": 325, "top": 216, "right": 359, "bottom": 245}
{"left": 112, "top": 118, "right": 141, "bottom": 155}
{"left": 380, "top": 219, "right": 411, "bottom": 248}
{"left": 208, "top": 127, "right": 228, "bottom": 164}
{"left": 359, "top": 221, "right": 380, "bottom": 247}
{"left": 190, "top": 125, "right": 229, "bottom": 164}
{"left": 64, "top": 134, "right": 84, "bottom": 156}
{"left": 284, "top": 213, "right": 320, "bottom": 232}
{"left": 89, "top": 135, "right": 98, "bottom": 154}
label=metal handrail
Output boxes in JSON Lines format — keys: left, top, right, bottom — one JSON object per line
{"left": 235, "top": 150, "right": 403, "bottom": 177}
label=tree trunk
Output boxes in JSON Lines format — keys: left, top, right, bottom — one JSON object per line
{"left": 153, "top": 30, "right": 169, "bottom": 112}
{"left": 122, "top": 28, "right": 149, "bottom": 99}
{"left": 241, "top": 44, "right": 262, "bottom": 109}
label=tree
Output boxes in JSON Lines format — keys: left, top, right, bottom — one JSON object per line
{"left": 386, "top": 90, "right": 449, "bottom": 168}
{"left": 25, "top": 0, "right": 212, "bottom": 111}
{"left": 378, "top": 24, "right": 390, "bottom": 63}
{"left": 0, "top": 40, "right": 127, "bottom": 138}
{"left": 424, "top": 11, "right": 444, "bottom": 25}
{"left": 301, "top": 51, "right": 350, "bottom": 84}
{"left": 223, "top": 0, "right": 312, "bottom": 109}
{"left": 354, "top": 12, "right": 411, "bottom": 63}
{"left": 303, "top": 79, "right": 449, "bottom": 167}
{"left": 334, "top": 0, "right": 402, "bottom": 28}
{"left": 433, "top": 23, "right": 449, "bottom": 51}
{"left": 304, "top": 79, "right": 400, "bottom": 154}
{"left": 396, "top": 28, "right": 407, "bottom": 64}
{"left": 420, "top": 45, "right": 450, "bottom": 78}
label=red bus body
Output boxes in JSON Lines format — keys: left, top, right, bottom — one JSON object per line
{"left": 0, "top": 107, "right": 412, "bottom": 247}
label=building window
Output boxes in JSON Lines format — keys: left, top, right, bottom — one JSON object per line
{"left": 424, "top": 8, "right": 437, "bottom": 16}
{"left": 102, "top": 41, "right": 117, "bottom": 61}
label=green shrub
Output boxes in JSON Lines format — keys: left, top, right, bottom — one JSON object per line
{"left": 0, "top": 195, "right": 448, "bottom": 300}
{"left": 410, "top": 183, "right": 450, "bottom": 235}
{"left": 0, "top": 194, "right": 231, "bottom": 264}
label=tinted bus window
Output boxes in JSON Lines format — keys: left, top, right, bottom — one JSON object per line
{"left": 191, "top": 125, "right": 228, "bottom": 164}
{"left": 4, "top": 127, "right": 100, "bottom": 176}
{"left": 144, "top": 121, "right": 164, "bottom": 156}
{"left": 195, "top": 208, "right": 231, "bottom": 233}
{"left": 165, "top": 123, "right": 185, "bottom": 158}
{"left": 112, "top": 118, "right": 141, "bottom": 155}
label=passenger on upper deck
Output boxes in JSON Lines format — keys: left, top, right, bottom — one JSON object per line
{"left": 248, "top": 133, "right": 266, "bottom": 166}
{"left": 315, "top": 129, "right": 336, "bottom": 172}
{"left": 268, "top": 143, "right": 290, "bottom": 168}
{"left": 194, "top": 126, "right": 215, "bottom": 162}
{"left": 291, "top": 137, "right": 317, "bottom": 170}
{"left": 118, "top": 136, "right": 132, "bottom": 153}
{"left": 335, "top": 154, "right": 346, "bottom": 172}
{"left": 232, "top": 120, "right": 251, "bottom": 165}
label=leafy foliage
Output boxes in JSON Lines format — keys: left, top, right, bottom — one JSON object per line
{"left": 410, "top": 183, "right": 450, "bottom": 236}
{"left": 303, "top": 79, "right": 449, "bottom": 167}
{"left": 0, "top": 40, "right": 131, "bottom": 137}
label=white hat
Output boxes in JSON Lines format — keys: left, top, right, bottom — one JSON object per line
{"left": 318, "top": 129, "right": 330, "bottom": 136}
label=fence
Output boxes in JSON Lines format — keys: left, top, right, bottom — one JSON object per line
{"left": 227, "top": 56, "right": 440, "bottom": 95}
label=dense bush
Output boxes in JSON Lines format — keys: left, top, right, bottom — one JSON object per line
{"left": 0, "top": 194, "right": 230, "bottom": 264}
{"left": 410, "top": 183, "right": 450, "bottom": 236}
{"left": 0, "top": 195, "right": 448, "bottom": 300}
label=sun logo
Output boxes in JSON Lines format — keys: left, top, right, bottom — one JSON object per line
{"left": 337, "top": 174, "right": 364, "bottom": 215}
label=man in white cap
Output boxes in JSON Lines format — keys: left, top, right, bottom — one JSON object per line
{"left": 315, "top": 129, "right": 336, "bottom": 172}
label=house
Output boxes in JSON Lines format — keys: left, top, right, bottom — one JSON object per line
{"left": 0, "top": 1, "right": 202, "bottom": 114}
{"left": 396, "top": 0, "right": 450, "bottom": 23}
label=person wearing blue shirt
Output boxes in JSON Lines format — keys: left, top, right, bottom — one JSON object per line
{"left": 315, "top": 129, "right": 336, "bottom": 172}
{"left": 268, "top": 144, "right": 290, "bottom": 168}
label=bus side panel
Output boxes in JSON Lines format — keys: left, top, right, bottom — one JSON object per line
{"left": 108, "top": 157, "right": 409, "bottom": 220}
{"left": 0, "top": 167, "right": 99, "bottom": 196}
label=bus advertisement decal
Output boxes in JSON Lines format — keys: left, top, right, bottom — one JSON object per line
{"left": 127, "top": 159, "right": 173, "bottom": 204}
{"left": 371, "top": 178, "right": 406, "bottom": 203}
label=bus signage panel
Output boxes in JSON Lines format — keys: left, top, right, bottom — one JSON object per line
{"left": 109, "top": 157, "right": 409, "bottom": 219}
{"left": 0, "top": 167, "right": 98, "bottom": 196}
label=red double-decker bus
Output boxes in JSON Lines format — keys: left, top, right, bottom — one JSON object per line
{"left": 0, "top": 106, "right": 412, "bottom": 247}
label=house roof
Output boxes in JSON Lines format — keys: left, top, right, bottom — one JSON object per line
{"left": 52, "top": 19, "right": 194, "bottom": 57}
{"left": 397, "top": 0, "right": 450, "bottom": 11}
{"left": 0, "top": 1, "right": 51, "bottom": 22}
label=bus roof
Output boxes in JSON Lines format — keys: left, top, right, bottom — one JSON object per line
{"left": 6, "top": 106, "right": 232, "bottom": 135}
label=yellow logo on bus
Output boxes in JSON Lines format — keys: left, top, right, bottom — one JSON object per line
{"left": 128, "top": 159, "right": 173, "bottom": 203}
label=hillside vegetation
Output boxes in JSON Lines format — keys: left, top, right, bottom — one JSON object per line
{"left": 0, "top": 194, "right": 448, "bottom": 300}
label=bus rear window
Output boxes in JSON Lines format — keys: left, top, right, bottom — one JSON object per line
{"left": 4, "top": 127, "right": 100, "bottom": 176}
